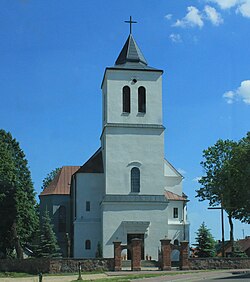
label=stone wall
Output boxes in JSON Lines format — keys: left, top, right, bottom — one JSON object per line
{"left": 188, "top": 257, "right": 250, "bottom": 270}
{"left": 0, "top": 258, "right": 114, "bottom": 274}
{"left": 1, "top": 257, "right": 249, "bottom": 274}
{"left": 0, "top": 258, "right": 50, "bottom": 274}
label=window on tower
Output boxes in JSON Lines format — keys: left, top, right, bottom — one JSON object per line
{"left": 85, "top": 240, "right": 91, "bottom": 250}
{"left": 138, "top": 86, "right": 146, "bottom": 113}
{"left": 86, "top": 201, "right": 90, "bottom": 212}
{"left": 173, "top": 207, "right": 178, "bottom": 219}
{"left": 131, "top": 167, "right": 140, "bottom": 193}
{"left": 123, "top": 86, "right": 131, "bottom": 113}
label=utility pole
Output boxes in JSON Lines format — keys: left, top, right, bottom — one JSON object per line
{"left": 208, "top": 206, "right": 225, "bottom": 257}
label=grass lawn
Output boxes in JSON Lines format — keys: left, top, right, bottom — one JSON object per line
{"left": 0, "top": 272, "right": 34, "bottom": 278}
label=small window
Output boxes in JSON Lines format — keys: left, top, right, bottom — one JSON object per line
{"left": 138, "top": 86, "right": 146, "bottom": 113}
{"left": 58, "top": 206, "right": 66, "bottom": 232}
{"left": 174, "top": 239, "right": 179, "bottom": 246}
{"left": 123, "top": 86, "right": 130, "bottom": 113}
{"left": 173, "top": 208, "right": 178, "bottom": 218}
{"left": 86, "top": 201, "right": 90, "bottom": 212}
{"left": 131, "top": 167, "right": 140, "bottom": 193}
{"left": 85, "top": 240, "right": 91, "bottom": 250}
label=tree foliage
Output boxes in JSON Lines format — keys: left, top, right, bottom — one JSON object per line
{"left": 196, "top": 139, "right": 237, "bottom": 208}
{"left": 196, "top": 132, "right": 250, "bottom": 251}
{"left": 224, "top": 132, "right": 250, "bottom": 223}
{"left": 194, "top": 222, "right": 216, "bottom": 257}
{"left": 36, "top": 210, "right": 61, "bottom": 258}
{"left": 41, "top": 167, "right": 61, "bottom": 190}
{"left": 0, "top": 129, "right": 39, "bottom": 258}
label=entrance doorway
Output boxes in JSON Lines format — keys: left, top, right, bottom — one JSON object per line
{"left": 127, "top": 233, "right": 144, "bottom": 260}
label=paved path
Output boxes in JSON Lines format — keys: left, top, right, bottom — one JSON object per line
{"left": 0, "top": 269, "right": 249, "bottom": 282}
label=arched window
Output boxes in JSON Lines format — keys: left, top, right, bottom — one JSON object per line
{"left": 85, "top": 240, "right": 91, "bottom": 250}
{"left": 138, "top": 86, "right": 146, "bottom": 113}
{"left": 58, "top": 206, "right": 66, "bottom": 232}
{"left": 131, "top": 167, "right": 140, "bottom": 193}
{"left": 123, "top": 86, "right": 130, "bottom": 113}
{"left": 174, "top": 239, "right": 179, "bottom": 246}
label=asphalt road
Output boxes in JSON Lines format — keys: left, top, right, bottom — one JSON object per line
{"left": 133, "top": 270, "right": 250, "bottom": 282}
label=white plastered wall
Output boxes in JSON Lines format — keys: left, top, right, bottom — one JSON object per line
{"left": 73, "top": 173, "right": 104, "bottom": 258}
{"left": 102, "top": 69, "right": 163, "bottom": 126}
{"left": 103, "top": 126, "right": 165, "bottom": 195}
{"left": 101, "top": 201, "right": 168, "bottom": 260}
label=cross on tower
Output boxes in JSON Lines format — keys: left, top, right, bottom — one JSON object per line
{"left": 125, "top": 16, "right": 137, "bottom": 34}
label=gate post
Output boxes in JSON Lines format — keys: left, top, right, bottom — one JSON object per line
{"left": 160, "top": 239, "right": 171, "bottom": 270}
{"left": 113, "top": 241, "right": 122, "bottom": 271}
{"left": 131, "top": 238, "right": 142, "bottom": 271}
{"left": 180, "top": 241, "right": 189, "bottom": 270}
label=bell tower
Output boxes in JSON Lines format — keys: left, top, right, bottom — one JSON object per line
{"left": 101, "top": 18, "right": 165, "bottom": 195}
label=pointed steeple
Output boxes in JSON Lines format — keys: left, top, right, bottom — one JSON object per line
{"left": 115, "top": 34, "right": 148, "bottom": 66}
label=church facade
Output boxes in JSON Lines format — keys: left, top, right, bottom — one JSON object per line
{"left": 70, "top": 32, "right": 189, "bottom": 260}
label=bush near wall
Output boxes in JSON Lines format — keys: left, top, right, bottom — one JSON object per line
{"left": 188, "top": 257, "right": 250, "bottom": 270}
{"left": 0, "top": 258, "right": 114, "bottom": 274}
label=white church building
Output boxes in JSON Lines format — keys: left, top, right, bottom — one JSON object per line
{"left": 70, "top": 29, "right": 189, "bottom": 260}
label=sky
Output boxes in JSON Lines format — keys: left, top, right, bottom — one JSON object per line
{"left": 0, "top": 0, "right": 249, "bottom": 245}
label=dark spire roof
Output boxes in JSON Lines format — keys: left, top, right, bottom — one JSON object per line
{"left": 115, "top": 34, "right": 147, "bottom": 66}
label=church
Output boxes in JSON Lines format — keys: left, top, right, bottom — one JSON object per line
{"left": 40, "top": 21, "right": 189, "bottom": 261}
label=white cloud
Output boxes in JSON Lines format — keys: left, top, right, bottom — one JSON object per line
{"left": 223, "top": 91, "right": 236, "bottom": 104}
{"left": 169, "top": 33, "right": 182, "bottom": 43}
{"left": 165, "top": 14, "right": 172, "bottom": 20}
{"left": 237, "top": 1, "right": 250, "bottom": 17}
{"left": 173, "top": 6, "right": 204, "bottom": 28}
{"left": 208, "top": 0, "right": 239, "bottom": 9}
{"left": 204, "top": 5, "right": 224, "bottom": 25}
{"left": 209, "top": 0, "right": 250, "bottom": 18}
{"left": 193, "top": 176, "right": 202, "bottom": 182}
{"left": 238, "top": 80, "right": 250, "bottom": 104}
{"left": 223, "top": 80, "right": 250, "bottom": 105}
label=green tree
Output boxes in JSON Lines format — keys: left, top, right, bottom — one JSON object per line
{"left": 41, "top": 167, "right": 61, "bottom": 190}
{"left": 0, "top": 129, "right": 39, "bottom": 258}
{"left": 196, "top": 139, "right": 237, "bottom": 248}
{"left": 36, "top": 210, "right": 61, "bottom": 258}
{"left": 194, "top": 222, "right": 216, "bottom": 257}
{"left": 224, "top": 132, "right": 250, "bottom": 223}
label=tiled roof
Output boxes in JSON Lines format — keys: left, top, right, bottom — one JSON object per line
{"left": 165, "top": 190, "right": 188, "bottom": 201}
{"left": 76, "top": 148, "right": 104, "bottom": 173}
{"left": 238, "top": 237, "right": 250, "bottom": 252}
{"left": 217, "top": 238, "right": 250, "bottom": 256}
{"left": 40, "top": 166, "right": 80, "bottom": 196}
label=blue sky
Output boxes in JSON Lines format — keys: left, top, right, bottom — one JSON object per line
{"left": 0, "top": 0, "right": 249, "bottom": 244}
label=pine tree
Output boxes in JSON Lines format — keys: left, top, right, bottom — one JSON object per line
{"left": 36, "top": 210, "right": 61, "bottom": 258}
{"left": 194, "top": 222, "right": 216, "bottom": 257}
{"left": 0, "top": 129, "right": 39, "bottom": 258}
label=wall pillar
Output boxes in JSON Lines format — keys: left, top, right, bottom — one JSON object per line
{"left": 160, "top": 239, "right": 171, "bottom": 270}
{"left": 113, "top": 241, "right": 122, "bottom": 271}
{"left": 180, "top": 241, "right": 189, "bottom": 270}
{"left": 131, "top": 238, "right": 141, "bottom": 271}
